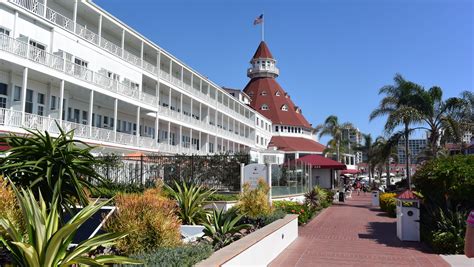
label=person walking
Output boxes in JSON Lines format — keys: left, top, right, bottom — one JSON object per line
{"left": 355, "top": 180, "right": 362, "bottom": 196}
{"left": 465, "top": 210, "right": 474, "bottom": 258}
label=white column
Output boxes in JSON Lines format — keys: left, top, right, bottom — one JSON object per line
{"left": 215, "top": 135, "right": 218, "bottom": 153}
{"left": 13, "top": 11, "right": 18, "bottom": 38}
{"left": 168, "top": 121, "right": 171, "bottom": 145}
{"left": 156, "top": 81, "right": 160, "bottom": 106}
{"left": 190, "top": 128, "right": 193, "bottom": 151}
{"left": 59, "top": 80, "right": 64, "bottom": 121}
{"left": 43, "top": 0, "right": 48, "bottom": 16}
{"left": 88, "top": 90, "right": 94, "bottom": 135}
{"left": 73, "top": 0, "right": 78, "bottom": 32}
{"left": 98, "top": 14, "right": 102, "bottom": 45}
{"left": 20, "top": 67, "right": 28, "bottom": 124}
{"left": 179, "top": 125, "right": 182, "bottom": 152}
{"left": 113, "top": 98, "right": 118, "bottom": 141}
{"left": 136, "top": 106, "right": 140, "bottom": 139}
{"left": 155, "top": 114, "right": 159, "bottom": 142}
{"left": 190, "top": 98, "right": 193, "bottom": 119}
{"left": 168, "top": 87, "right": 172, "bottom": 110}
{"left": 180, "top": 93, "right": 183, "bottom": 114}
{"left": 198, "top": 131, "right": 202, "bottom": 153}
{"left": 121, "top": 29, "right": 125, "bottom": 56}
{"left": 180, "top": 66, "right": 184, "bottom": 83}
{"left": 140, "top": 41, "right": 144, "bottom": 67}
{"left": 206, "top": 134, "right": 209, "bottom": 153}
{"left": 199, "top": 103, "right": 202, "bottom": 123}
{"left": 156, "top": 50, "right": 161, "bottom": 76}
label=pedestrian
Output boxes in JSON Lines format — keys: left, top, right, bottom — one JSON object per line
{"left": 355, "top": 180, "right": 361, "bottom": 196}
{"left": 465, "top": 210, "right": 474, "bottom": 258}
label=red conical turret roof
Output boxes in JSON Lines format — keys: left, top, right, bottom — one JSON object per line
{"left": 252, "top": 41, "right": 273, "bottom": 59}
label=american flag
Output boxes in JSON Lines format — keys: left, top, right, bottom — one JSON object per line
{"left": 253, "top": 14, "right": 264, "bottom": 25}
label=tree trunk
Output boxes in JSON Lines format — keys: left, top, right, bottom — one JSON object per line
{"left": 336, "top": 140, "right": 340, "bottom": 163}
{"left": 405, "top": 123, "right": 411, "bottom": 189}
{"left": 386, "top": 160, "right": 390, "bottom": 189}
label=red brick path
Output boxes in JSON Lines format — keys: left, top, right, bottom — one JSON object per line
{"left": 270, "top": 194, "right": 449, "bottom": 267}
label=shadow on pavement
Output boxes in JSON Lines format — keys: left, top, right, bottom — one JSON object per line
{"left": 360, "top": 221, "right": 435, "bottom": 253}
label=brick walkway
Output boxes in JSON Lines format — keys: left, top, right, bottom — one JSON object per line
{"left": 270, "top": 194, "right": 449, "bottom": 267}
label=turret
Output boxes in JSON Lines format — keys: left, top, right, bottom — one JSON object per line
{"left": 247, "top": 41, "right": 279, "bottom": 79}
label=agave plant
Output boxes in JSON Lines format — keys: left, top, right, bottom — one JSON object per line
{"left": 304, "top": 186, "right": 321, "bottom": 210}
{"left": 0, "top": 182, "right": 141, "bottom": 267}
{"left": 0, "top": 125, "right": 103, "bottom": 213}
{"left": 203, "top": 209, "right": 251, "bottom": 249}
{"left": 166, "top": 181, "right": 215, "bottom": 225}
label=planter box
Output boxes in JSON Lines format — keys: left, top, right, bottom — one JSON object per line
{"left": 204, "top": 201, "right": 237, "bottom": 212}
{"left": 197, "top": 214, "right": 298, "bottom": 267}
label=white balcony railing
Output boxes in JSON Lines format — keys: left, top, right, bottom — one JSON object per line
{"left": 0, "top": 108, "right": 212, "bottom": 155}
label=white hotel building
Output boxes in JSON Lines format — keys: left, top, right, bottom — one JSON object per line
{"left": 0, "top": 0, "right": 267, "bottom": 156}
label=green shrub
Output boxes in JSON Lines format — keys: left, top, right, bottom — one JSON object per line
{"left": 207, "top": 193, "right": 238, "bottom": 202}
{"left": 104, "top": 187, "right": 182, "bottom": 255}
{"left": 203, "top": 209, "right": 251, "bottom": 250}
{"left": 379, "top": 193, "right": 397, "bottom": 217}
{"left": 239, "top": 209, "right": 286, "bottom": 229}
{"left": 273, "top": 200, "right": 316, "bottom": 225}
{"left": 413, "top": 155, "right": 474, "bottom": 209}
{"left": 426, "top": 208, "right": 468, "bottom": 254}
{"left": 126, "top": 243, "right": 214, "bottom": 267}
{"left": 236, "top": 179, "right": 273, "bottom": 218}
{"left": 320, "top": 188, "right": 335, "bottom": 208}
{"left": 88, "top": 181, "right": 147, "bottom": 198}
{"left": 166, "top": 182, "right": 215, "bottom": 225}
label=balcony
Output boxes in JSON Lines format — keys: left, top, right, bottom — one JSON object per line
{"left": 8, "top": 0, "right": 255, "bottom": 128}
{"left": 0, "top": 108, "right": 210, "bottom": 155}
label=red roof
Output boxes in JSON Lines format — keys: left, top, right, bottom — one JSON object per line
{"left": 396, "top": 189, "right": 419, "bottom": 200}
{"left": 269, "top": 136, "right": 325, "bottom": 153}
{"left": 252, "top": 41, "right": 273, "bottom": 59}
{"left": 243, "top": 77, "right": 312, "bottom": 128}
{"left": 295, "top": 154, "right": 346, "bottom": 170}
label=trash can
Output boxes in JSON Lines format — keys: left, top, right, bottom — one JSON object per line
{"left": 372, "top": 191, "right": 380, "bottom": 207}
{"left": 338, "top": 191, "right": 345, "bottom": 202}
{"left": 396, "top": 190, "right": 420, "bottom": 242}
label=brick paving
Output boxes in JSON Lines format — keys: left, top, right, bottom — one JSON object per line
{"left": 270, "top": 194, "right": 449, "bottom": 267}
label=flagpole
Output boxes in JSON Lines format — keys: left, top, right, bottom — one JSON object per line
{"left": 262, "top": 12, "right": 265, "bottom": 41}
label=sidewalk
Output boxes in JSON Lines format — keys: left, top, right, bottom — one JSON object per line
{"left": 270, "top": 194, "right": 449, "bottom": 267}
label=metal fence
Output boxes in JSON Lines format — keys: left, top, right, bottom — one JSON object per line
{"left": 95, "top": 153, "right": 250, "bottom": 192}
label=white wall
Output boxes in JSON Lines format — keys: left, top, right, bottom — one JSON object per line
{"left": 312, "top": 168, "right": 332, "bottom": 189}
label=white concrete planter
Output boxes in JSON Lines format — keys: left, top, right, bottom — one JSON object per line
{"left": 180, "top": 225, "right": 205, "bottom": 243}
{"left": 204, "top": 201, "right": 237, "bottom": 212}
{"left": 197, "top": 214, "right": 298, "bottom": 267}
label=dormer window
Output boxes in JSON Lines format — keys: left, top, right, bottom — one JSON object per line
{"left": 281, "top": 104, "right": 288, "bottom": 111}
{"left": 261, "top": 104, "right": 269, "bottom": 110}
{"left": 275, "top": 91, "right": 281, "bottom": 96}
{"left": 261, "top": 91, "right": 267, "bottom": 96}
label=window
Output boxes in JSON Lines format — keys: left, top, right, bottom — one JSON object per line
{"left": 82, "top": 111, "right": 88, "bottom": 125}
{"left": 50, "top": 96, "right": 57, "bottom": 110}
{"left": 37, "top": 93, "right": 45, "bottom": 105}
{"left": 0, "top": 97, "right": 6, "bottom": 109}
{"left": 103, "top": 116, "right": 109, "bottom": 127}
{"left": 14, "top": 86, "right": 21, "bottom": 101}
{"left": 261, "top": 104, "right": 269, "bottom": 110}
{"left": 29, "top": 39, "right": 46, "bottom": 51}
{"left": 275, "top": 125, "right": 279, "bottom": 132}
{"left": 256, "top": 135, "right": 259, "bottom": 144}
{"left": 74, "top": 57, "right": 88, "bottom": 68}
{"left": 0, "top": 27, "right": 11, "bottom": 36}
{"left": 261, "top": 91, "right": 267, "bottom": 96}
{"left": 37, "top": 106, "right": 44, "bottom": 116}
{"left": 0, "top": 83, "right": 7, "bottom": 96}
{"left": 25, "top": 89, "right": 33, "bottom": 113}
{"left": 209, "top": 143, "right": 214, "bottom": 153}
{"left": 106, "top": 71, "right": 120, "bottom": 81}
{"left": 281, "top": 104, "right": 288, "bottom": 111}
{"left": 275, "top": 91, "right": 281, "bottom": 96}
{"left": 74, "top": 109, "right": 80, "bottom": 123}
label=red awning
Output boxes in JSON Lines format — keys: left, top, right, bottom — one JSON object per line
{"left": 340, "top": 169, "right": 360, "bottom": 175}
{"left": 292, "top": 154, "right": 346, "bottom": 170}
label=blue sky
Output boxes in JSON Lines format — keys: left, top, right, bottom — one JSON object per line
{"left": 95, "top": 0, "right": 473, "bottom": 144}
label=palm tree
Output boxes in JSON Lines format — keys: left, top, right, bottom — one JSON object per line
{"left": 315, "top": 115, "right": 355, "bottom": 163}
{"left": 354, "top": 134, "right": 376, "bottom": 184}
{"left": 370, "top": 73, "right": 424, "bottom": 189}
{"left": 373, "top": 135, "right": 399, "bottom": 189}
{"left": 414, "top": 86, "right": 469, "bottom": 158}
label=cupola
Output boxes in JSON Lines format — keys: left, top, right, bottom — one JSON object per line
{"left": 247, "top": 41, "right": 280, "bottom": 79}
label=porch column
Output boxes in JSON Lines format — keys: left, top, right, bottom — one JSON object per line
{"left": 155, "top": 114, "right": 159, "bottom": 142}
{"left": 136, "top": 106, "right": 140, "bottom": 141}
{"left": 168, "top": 87, "right": 172, "bottom": 110}
{"left": 180, "top": 93, "right": 183, "bottom": 115}
{"left": 198, "top": 131, "right": 202, "bottom": 153}
{"left": 20, "top": 67, "right": 28, "bottom": 124}
{"left": 168, "top": 121, "right": 171, "bottom": 145}
{"left": 179, "top": 125, "right": 182, "bottom": 153}
{"left": 180, "top": 66, "right": 184, "bottom": 84}
{"left": 72, "top": 0, "right": 78, "bottom": 32}
{"left": 190, "top": 128, "right": 193, "bottom": 151}
{"left": 59, "top": 79, "right": 64, "bottom": 121}
{"left": 156, "top": 50, "right": 161, "bottom": 76}
{"left": 121, "top": 29, "right": 125, "bottom": 57}
{"left": 215, "top": 136, "right": 218, "bottom": 153}
{"left": 206, "top": 134, "right": 209, "bottom": 153}
{"left": 113, "top": 98, "right": 118, "bottom": 141}
{"left": 98, "top": 14, "right": 102, "bottom": 46}
{"left": 199, "top": 102, "right": 202, "bottom": 123}
{"left": 140, "top": 41, "right": 144, "bottom": 67}
{"left": 43, "top": 0, "right": 48, "bottom": 17}
{"left": 156, "top": 81, "right": 160, "bottom": 106}
{"left": 190, "top": 98, "right": 193, "bottom": 119}
{"left": 88, "top": 90, "right": 94, "bottom": 135}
